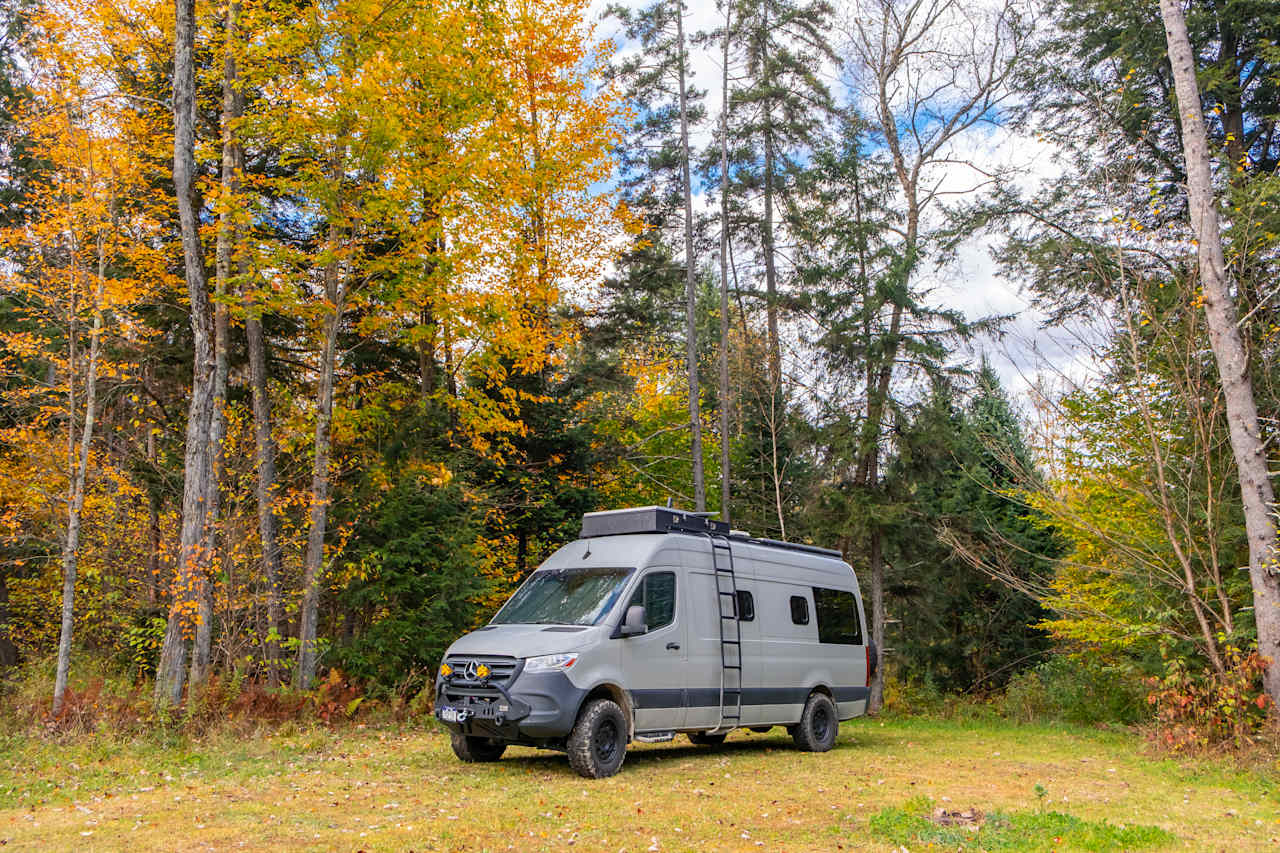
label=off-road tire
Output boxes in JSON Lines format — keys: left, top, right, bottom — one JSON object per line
{"left": 451, "top": 731, "right": 507, "bottom": 762}
{"left": 792, "top": 692, "right": 838, "bottom": 752}
{"left": 687, "top": 732, "right": 728, "bottom": 746}
{"left": 567, "top": 699, "right": 627, "bottom": 778}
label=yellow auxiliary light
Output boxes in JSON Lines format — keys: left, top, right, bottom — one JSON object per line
{"left": 475, "top": 664, "right": 490, "bottom": 679}
{"left": 439, "top": 662, "right": 452, "bottom": 678}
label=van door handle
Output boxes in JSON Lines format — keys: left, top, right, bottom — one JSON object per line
{"left": 666, "top": 642, "right": 680, "bottom": 651}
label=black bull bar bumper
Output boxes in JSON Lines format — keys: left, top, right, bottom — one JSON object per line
{"left": 435, "top": 677, "right": 532, "bottom": 736}
{"left": 434, "top": 669, "right": 586, "bottom": 740}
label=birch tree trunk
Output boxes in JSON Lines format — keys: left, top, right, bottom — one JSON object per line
{"left": 717, "top": 0, "right": 733, "bottom": 526}
{"left": 294, "top": 178, "right": 346, "bottom": 689}
{"left": 189, "top": 0, "right": 241, "bottom": 691}
{"left": 52, "top": 235, "right": 107, "bottom": 716}
{"left": 230, "top": 11, "right": 282, "bottom": 683}
{"left": 155, "top": 0, "right": 217, "bottom": 707}
{"left": 674, "top": 2, "right": 706, "bottom": 512}
{"left": 294, "top": 293, "right": 343, "bottom": 689}
{"left": 1159, "top": 0, "right": 1280, "bottom": 701}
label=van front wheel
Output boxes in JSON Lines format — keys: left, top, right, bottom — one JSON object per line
{"left": 792, "top": 692, "right": 838, "bottom": 752}
{"left": 451, "top": 732, "right": 507, "bottom": 762}
{"left": 568, "top": 698, "right": 628, "bottom": 778}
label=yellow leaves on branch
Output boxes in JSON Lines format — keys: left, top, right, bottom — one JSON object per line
{"left": 228, "top": 0, "right": 624, "bottom": 458}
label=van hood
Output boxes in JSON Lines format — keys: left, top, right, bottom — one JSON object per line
{"left": 445, "top": 623, "right": 601, "bottom": 659}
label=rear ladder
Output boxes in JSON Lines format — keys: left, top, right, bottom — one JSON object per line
{"left": 708, "top": 533, "right": 742, "bottom": 733}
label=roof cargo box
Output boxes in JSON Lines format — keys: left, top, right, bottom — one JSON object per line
{"left": 580, "top": 506, "right": 729, "bottom": 538}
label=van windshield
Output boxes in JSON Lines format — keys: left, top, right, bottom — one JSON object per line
{"left": 491, "top": 566, "right": 633, "bottom": 626}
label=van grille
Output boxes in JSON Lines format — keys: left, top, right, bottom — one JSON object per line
{"left": 443, "top": 654, "right": 520, "bottom": 685}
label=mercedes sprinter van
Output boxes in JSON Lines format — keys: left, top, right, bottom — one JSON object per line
{"left": 434, "top": 506, "right": 872, "bottom": 778}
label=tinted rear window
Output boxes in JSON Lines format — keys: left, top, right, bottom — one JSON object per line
{"left": 813, "top": 587, "right": 862, "bottom": 645}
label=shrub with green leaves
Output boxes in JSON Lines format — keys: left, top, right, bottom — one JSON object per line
{"left": 1001, "top": 654, "right": 1149, "bottom": 726}
{"left": 331, "top": 479, "right": 492, "bottom": 697}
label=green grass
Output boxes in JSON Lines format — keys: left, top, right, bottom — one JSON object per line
{"left": 0, "top": 715, "right": 1275, "bottom": 851}
{"left": 870, "top": 795, "right": 1176, "bottom": 852}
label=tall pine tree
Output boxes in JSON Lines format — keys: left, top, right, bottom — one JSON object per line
{"left": 608, "top": 0, "right": 709, "bottom": 509}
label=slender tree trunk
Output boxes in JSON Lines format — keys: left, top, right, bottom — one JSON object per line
{"left": 418, "top": 307, "right": 436, "bottom": 399}
{"left": 53, "top": 236, "right": 106, "bottom": 716}
{"left": 761, "top": 118, "right": 781, "bottom": 391}
{"left": 675, "top": 2, "right": 706, "bottom": 512}
{"left": 757, "top": 14, "right": 787, "bottom": 536}
{"left": 768, "top": 389, "right": 786, "bottom": 538}
{"left": 444, "top": 315, "right": 457, "bottom": 403}
{"left": 230, "top": 26, "right": 282, "bottom": 684}
{"left": 1160, "top": 0, "right": 1280, "bottom": 701}
{"left": 189, "top": 2, "right": 240, "bottom": 691}
{"left": 246, "top": 311, "right": 283, "bottom": 686}
{"left": 867, "top": 527, "right": 886, "bottom": 713}
{"left": 717, "top": 1, "right": 733, "bottom": 526}
{"left": 156, "top": 0, "right": 217, "bottom": 708}
{"left": 146, "top": 426, "right": 160, "bottom": 607}
{"left": 294, "top": 180, "right": 346, "bottom": 689}
{"left": 294, "top": 297, "right": 342, "bottom": 689}
{"left": 758, "top": 3, "right": 781, "bottom": 390}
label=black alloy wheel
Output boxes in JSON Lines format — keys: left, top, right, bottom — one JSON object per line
{"left": 568, "top": 698, "right": 628, "bottom": 778}
{"left": 792, "top": 691, "right": 839, "bottom": 752}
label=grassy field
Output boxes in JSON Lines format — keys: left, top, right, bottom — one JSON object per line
{"left": 1, "top": 715, "right": 1276, "bottom": 851}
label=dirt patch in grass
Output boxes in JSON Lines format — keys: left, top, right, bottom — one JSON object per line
{"left": 0, "top": 716, "right": 1276, "bottom": 851}
{"left": 872, "top": 796, "right": 1176, "bottom": 851}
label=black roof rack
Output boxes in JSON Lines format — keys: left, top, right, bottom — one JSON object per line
{"left": 579, "top": 506, "right": 842, "bottom": 559}
{"left": 581, "top": 506, "right": 729, "bottom": 538}
{"left": 730, "top": 534, "right": 842, "bottom": 559}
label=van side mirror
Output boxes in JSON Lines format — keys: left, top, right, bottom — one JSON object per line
{"left": 619, "top": 604, "right": 647, "bottom": 637}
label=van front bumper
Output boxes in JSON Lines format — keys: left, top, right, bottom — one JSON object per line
{"left": 435, "top": 670, "right": 585, "bottom": 742}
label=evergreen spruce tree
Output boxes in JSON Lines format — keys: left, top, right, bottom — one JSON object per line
{"left": 882, "top": 365, "right": 1061, "bottom": 692}
{"left": 793, "top": 116, "right": 975, "bottom": 705}
{"left": 720, "top": 0, "right": 836, "bottom": 388}
{"left": 608, "top": 0, "right": 709, "bottom": 509}
{"left": 701, "top": 0, "right": 836, "bottom": 536}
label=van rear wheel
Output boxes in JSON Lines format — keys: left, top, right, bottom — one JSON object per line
{"left": 451, "top": 732, "right": 507, "bottom": 762}
{"left": 687, "top": 732, "right": 727, "bottom": 746}
{"left": 792, "top": 692, "right": 838, "bottom": 752}
{"left": 567, "top": 698, "right": 627, "bottom": 778}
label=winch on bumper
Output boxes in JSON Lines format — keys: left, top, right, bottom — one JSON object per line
{"left": 434, "top": 657, "right": 586, "bottom": 742}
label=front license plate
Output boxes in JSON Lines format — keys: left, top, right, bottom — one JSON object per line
{"left": 438, "top": 706, "right": 462, "bottom": 723}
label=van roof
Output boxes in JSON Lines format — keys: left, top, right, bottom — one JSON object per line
{"left": 580, "top": 506, "right": 843, "bottom": 560}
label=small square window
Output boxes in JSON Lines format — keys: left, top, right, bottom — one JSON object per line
{"left": 736, "top": 590, "right": 755, "bottom": 621}
{"left": 790, "top": 595, "right": 809, "bottom": 625}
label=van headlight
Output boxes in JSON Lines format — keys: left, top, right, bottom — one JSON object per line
{"left": 523, "top": 653, "right": 579, "bottom": 673}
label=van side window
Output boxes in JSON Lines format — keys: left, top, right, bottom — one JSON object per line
{"left": 789, "top": 595, "right": 809, "bottom": 625}
{"left": 736, "top": 590, "right": 754, "bottom": 621}
{"left": 627, "top": 571, "right": 676, "bottom": 630}
{"left": 813, "top": 587, "right": 862, "bottom": 644}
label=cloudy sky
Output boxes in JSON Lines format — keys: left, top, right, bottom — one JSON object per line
{"left": 587, "top": 0, "right": 1091, "bottom": 406}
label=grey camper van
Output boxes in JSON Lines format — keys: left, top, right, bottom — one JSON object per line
{"left": 434, "top": 506, "right": 873, "bottom": 778}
